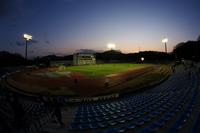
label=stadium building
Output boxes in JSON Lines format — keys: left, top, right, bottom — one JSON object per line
{"left": 73, "top": 53, "right": 96, "bottom": 65}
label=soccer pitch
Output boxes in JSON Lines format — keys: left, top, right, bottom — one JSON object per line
{"left": 64, "top": 63, "right": 149, "bottom": 76}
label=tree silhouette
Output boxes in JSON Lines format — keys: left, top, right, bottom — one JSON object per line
{"left": 0, "top": 51, "right": 25, "bottom": 67}
{"left": 197, "top": 35, "right": 200, "bottom": 41}
{"left": 173, "top": 41, "right": 200, "bottom": 60}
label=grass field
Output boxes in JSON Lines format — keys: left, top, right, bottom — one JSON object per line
{"left": 63, "top": 63, "right": 149, "bottom": 76}
{"left": 5, "top": 63, "right": 170, "bottom": 96}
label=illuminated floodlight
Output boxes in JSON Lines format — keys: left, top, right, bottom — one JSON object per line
{"left": 141, "top": 57, "right": 144, "bottom": 61}
{"left": 23, "top": 33, "right": 32, "bottom": 60}
{"left": 107, "top": 43, "right": 116, "bottom": 50}
{"left": 162, "top": 38, "right": 168, "bottom": 53}
{"left": 162, "top": 38, "right": 168, "bottom": 43}
{"left": 23, "top": 34, "right": 32, "bottom": 41}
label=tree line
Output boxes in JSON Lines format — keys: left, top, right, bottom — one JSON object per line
{"left": 1, "top": 36, "right": 200, "bottom": 67}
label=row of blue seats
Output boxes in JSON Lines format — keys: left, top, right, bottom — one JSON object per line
{"left": 95, "top": 87, "right": 192, "bottom": 133}
{"left": 129, "top": 71, "right": 199, "bottom": 133}
{"left": 0, "top": 89, "right": 54, "bottom": 133}
{"left": 73, "top": 95, "right": 171, "bottom": 124}
{"left": 138, "top": 87, "right": 197, "bottom": 133}
{"left": 69, "top": 70, "right": 199, "bottom": 132}
{"left": 69, "top": 88, "right": 186, "bottom": 131}
{"left": 192, "top": 107, "right": 200, "bottom": 133}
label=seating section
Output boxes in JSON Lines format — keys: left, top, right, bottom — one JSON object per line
{"left": 0, "top": 91, "right": 54, "bottom": 133}
{"left": 21, "top": 102, "right": 54, "bottom": 133}
{"left": 0, "top": 71, "right": 55, "bottom": 133}
{"left": 1, "top": 66, "right": 200, "bottom": 133}
{"left": 69, "top": 70, "right": 200, "bottom": 133}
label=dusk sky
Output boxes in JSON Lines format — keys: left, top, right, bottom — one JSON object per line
{"left": 0, "top": 0, "right": 200, "bottom": 57}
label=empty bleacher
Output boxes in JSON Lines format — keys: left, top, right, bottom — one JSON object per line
{"left": 0, "top": 64, "right": 200, "bottom": 133}
{"left": 68, "top": 69, "right": 200, "bottom": 133}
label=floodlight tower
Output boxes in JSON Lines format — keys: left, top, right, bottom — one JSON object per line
{"left": 107, "top": 43, "right": 116, "bottom": 50}
{"left": 23, "top": 34, "right": 32, "bottom": 60}
{"left": 162, "top": 38, "right": 168, "bottom": 53}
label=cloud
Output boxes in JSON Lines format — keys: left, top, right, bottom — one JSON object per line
{"left": 31, "top": 40, "right": 39, "bottom": 44}
{"left": 16, "top": 39, "right": 39, "bottom": 46}
{"left": 16, "top": 41, "right": 24, "bottom": 46}
{"left": 45, "top": 40, "right": 51, "bottom": 44}
{"left": 75, "top": 49, "right": 97, "bottom": 53}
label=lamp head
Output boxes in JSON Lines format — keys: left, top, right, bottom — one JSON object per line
{"left": 23, "top": 34, "right": 32, "bottom": 41}
{"left": 162, "top": 38, "right": 168, "bottom": 43}
{"left": 107, "top": 43, "right": 116, "bottom": 50}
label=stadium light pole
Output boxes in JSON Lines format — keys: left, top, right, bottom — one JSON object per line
{"left": 162, "top": 38, "right": 168, "bottom": 53}
{"left": 23, "top": 34, "right": 32, "bottom": 60}
{"left": 107, "top": 43, "right": 116, "bottom": 50}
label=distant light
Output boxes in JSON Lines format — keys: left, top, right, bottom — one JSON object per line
{"left": 107, "top": 43, "right": 116, "bottom": 50}
{"left": 23, "top": 34, "right": 32, "bottom": 41}
{"left": 162, "top": 38, "right": 168, "bottom": 43}
{"left": 141, "top": 57, "right": 144, "bottom": 61}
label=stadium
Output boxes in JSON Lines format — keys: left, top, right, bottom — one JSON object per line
{"left": 1, "top": 43, "right": 200, "bottom": 133}
{"left": 1, "top": 49, "right": 200, "bottom": 133}
{"left": 1, "top": 0, "right": 200, "bottom": 133}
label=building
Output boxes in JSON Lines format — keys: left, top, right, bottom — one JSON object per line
{"left": 73, "top": 53, "right": 96, "bottom": 65}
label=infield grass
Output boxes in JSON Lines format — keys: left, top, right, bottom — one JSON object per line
{"left": 64, "top": 63, "right": 150, "bottom": 76}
